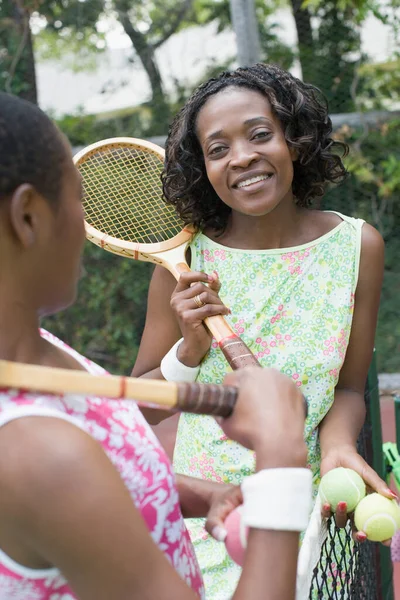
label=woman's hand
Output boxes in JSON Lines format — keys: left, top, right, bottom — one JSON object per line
{"left": 170, "top": 270, "right": 230, "bottom": 366}
{"left": 206, "top": 485, "right": 243, "bottom": 542}
{"left": 218, "top": 367, "right": 308, "bottom": 470}
{"left": 320, "top": 445, "right": 397, "bottom": 543}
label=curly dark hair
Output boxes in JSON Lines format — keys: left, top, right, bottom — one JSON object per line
{"left": 162, "top": 63, "right": 349, "bottom": 232}
{"left": 0, "top": 92, "right": 67, "bottom": 206}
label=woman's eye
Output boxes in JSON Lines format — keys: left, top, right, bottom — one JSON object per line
{"left": 209, "top": 145, "right": 227, "bottom": 156}
{"left": 253, "top": 130, "right": 272, "bottom": 140}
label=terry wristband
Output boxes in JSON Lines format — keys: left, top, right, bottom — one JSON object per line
{"left": 242, "top": 468, "right": 312, "bottom": 532}
{"left": 160, "top": 338, "right": 200, "bottom": 382}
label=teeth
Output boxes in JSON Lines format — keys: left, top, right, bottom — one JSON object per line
{"left": 237, "top": 174, "right": 271, "bottom": 188}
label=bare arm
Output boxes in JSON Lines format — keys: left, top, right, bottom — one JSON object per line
{"left": 0, "top": 368, "right": 307, "bottom": 600}
{"left": 319, "top": 224, "right": 392, "bottom": 497}
{"left": 176, "top": 474, "right": 234, "bottom": 518}
{"left": 132, "top": 267, "right": 183, "bottom": 425}
{"left": 0, "top": 417, "right": 196, "bottom": 600}
{"left": 132, "top": 265, "right": 182, "bottom": 380}
{"left": 132, "top": 265, "right": 228, "bottom": 426}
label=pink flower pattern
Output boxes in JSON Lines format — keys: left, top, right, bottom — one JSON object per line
{"left": 0, "top": 330, "right": 204, "bottom": 600}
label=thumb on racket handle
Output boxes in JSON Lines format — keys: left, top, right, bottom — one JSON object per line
{"left": 176, "top": 263, "right": 261, "bottom": 370}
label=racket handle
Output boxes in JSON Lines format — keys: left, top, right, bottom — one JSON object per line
{"left": 204, "top": 314, "right": 261, "bottom": 368}
{"left": 219, "top": 335, "right": 261, "bottom": 369}
{"left": 176, "top": 382, "right": 237, "bottom": 417}
{"left": 0, "top": 360, "right": 237, "bottom": 418}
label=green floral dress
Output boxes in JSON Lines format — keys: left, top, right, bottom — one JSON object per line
{"left": 173, "top": 212, "right": 364, "bottom": 599}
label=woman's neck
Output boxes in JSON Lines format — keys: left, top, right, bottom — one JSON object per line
{"left": 0, "top": 300, "right": 43, "bottom": 363}
{"left": 210, "top": 203, "right": 307, "bottom": 250}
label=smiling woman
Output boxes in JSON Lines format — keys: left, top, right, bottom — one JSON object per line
{"left": 132, "top": 63, "right": 389, "bottom": 600}
{"left": 195, "top": 90, "right": 297, "bottom": 220}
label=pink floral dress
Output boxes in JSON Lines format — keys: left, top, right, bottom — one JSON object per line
{"left": 0, "top": 329, "right": 204, "bottom": 600}
{"left": 174, "top": 211, "right": 364, "bottom": 599}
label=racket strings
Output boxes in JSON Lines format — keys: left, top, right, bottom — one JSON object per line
{"left": 79, "top": 145, "right": 183, "bottom": 244}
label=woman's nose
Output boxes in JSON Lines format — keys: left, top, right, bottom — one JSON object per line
{"left": 229, "top": 143, "right": 260, "bottom": 169}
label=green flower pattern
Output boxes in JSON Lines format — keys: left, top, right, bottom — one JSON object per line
{"left": 173, "top": 213, "right": 364, "bottom": 599}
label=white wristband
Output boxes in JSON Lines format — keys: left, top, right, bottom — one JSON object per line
{"left": 160, "top": 338, "right": 200, "bottom": 382}
{"left": 242, "top": 468, "right": 312, "bottom": 532}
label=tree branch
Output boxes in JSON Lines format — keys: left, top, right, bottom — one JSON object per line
{"left": 153, "top": 0, "right": 193, "bottom": 50}
{"left": 116, "top": 8, "right": 149, "bottom": 56}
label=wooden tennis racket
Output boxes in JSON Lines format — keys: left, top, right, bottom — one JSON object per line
{"left": 0, "top": 360, "right": 237, "bottom": 417}
{"left": 73, "top": 137, "right": 260, "bottom": 370}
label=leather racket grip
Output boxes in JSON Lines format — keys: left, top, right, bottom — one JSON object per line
{"left": 219, "top": 336, "right": 261, "bottom": 369}
{"left": 176, "top": 383, "right": 308, "bottom": 419}
{"left": 176, "top": 383, "right": 237, "bottom": 417}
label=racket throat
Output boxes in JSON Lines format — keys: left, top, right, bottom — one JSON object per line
{"left": 142, "top": 244, "right": 190, "bottom": 279}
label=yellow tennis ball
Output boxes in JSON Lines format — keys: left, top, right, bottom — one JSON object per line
{"left": 354, "top": 493, "right": 400, "bottom": 542}
{"left": 319, "top": 467, "right": 366, "bottom": 512}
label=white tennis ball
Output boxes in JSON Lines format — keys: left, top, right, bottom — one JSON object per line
{"left": 354, "top": 493, "right": 400, "bottom": 542}
{"left": 319, "top": 467, "right": 366, "bottom": 512}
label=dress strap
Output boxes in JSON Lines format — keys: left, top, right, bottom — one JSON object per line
{"left": 324, "top": 211, "right": 364, "bottom": 288}
{"left": 0, "top": 404, "right": 84, "bottom": 430}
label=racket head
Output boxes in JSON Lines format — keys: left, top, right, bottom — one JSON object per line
{"left": 73, "top": 137, "right": 195, "bottom": 257}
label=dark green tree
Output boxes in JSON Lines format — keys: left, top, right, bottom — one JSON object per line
{"left": 0, "top": 0, "right": 38, "bottom": 102}
{"left": 2, "top": 0, "right": 196, "bottom": 130}
{"left": 289, "top": 0, "right": 315, "bottom": 83}
{"left": 311, "top": 1, "right": 363, "bottom": 112}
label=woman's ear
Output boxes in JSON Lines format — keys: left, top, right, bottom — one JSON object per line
{"left": 9, "top": 184, "right": 48, "bottom": 248}
{"left": 290, "top": 145, "right": 299, "bottom": 162}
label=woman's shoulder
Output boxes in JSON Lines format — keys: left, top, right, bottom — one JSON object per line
{"left": 308, "top": 210, "right": 363, "bottom": 233}
{"left": 40, "top": 329, "right": 107, "bottom": 376}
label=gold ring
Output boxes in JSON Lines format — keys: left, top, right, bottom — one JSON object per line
{"left": 193, "top": 294, "right": 205, "bottom": 309}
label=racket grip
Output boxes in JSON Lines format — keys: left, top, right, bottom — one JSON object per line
{"left": 176, "top": 382, "right": 237, "bottom": 417}
{"left": 219, "top": 336, "right": 261, "bottom": 369}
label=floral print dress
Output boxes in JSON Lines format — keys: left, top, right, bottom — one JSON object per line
{"left": 173, "top": 212, "right": 364, "bottom": 599}
{"left": 0, "top": 329, "right": 204, "bottom": 600}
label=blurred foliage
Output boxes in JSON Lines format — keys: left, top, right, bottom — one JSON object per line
{"left": 300, "top": 0, "right": 399, "bottom": 111}
{"left": 44, "top": 245, "right": 153, "bottom": 374}
{"left": 357, "top": 60, "right": 400, "bottom": 109}
{"left": 308, "top": 1, "right": 364, "bottom": 112}
{"left": 192, "top": 0, "right": 295, "bottom": 69}
{"left": 323, "top": 118, "right": 400, "bottom": 372}
{"left": 0, "top": 0, "right": 37, "bottom": 102}
{"left": 36, "top": 27, "right": 106, "bottom": 72}
{"left": 56, "top": 105, "right": 153, "bottom": 145}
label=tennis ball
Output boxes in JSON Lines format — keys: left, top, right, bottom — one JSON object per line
{"left": 224, "top": 506, "right": 248, "bottom": 566}
{"left": 319, "top": 467, "right": 366, "bottom": 512}
{"left": 354, "top": 493, "right": 400, "bottom": 542}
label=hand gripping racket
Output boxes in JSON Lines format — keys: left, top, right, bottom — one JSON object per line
{"left": 73, "top": 137, "right": 260, "bottom": 370}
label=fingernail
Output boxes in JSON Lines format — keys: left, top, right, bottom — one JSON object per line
{"left": 323, "top": 503, "right": 331, "bottom": 512}
{"left": 337, "top": 502, "right": 347, "bottom": 512}
{"left": 388, "top": 489, "right": 398, "bottom": 500}
{"left": 207, "top": 275, "right": 214, "bottom": 282}
{"left": 227, "top": 308, "right": 232, "bottom": 314}
{"left": 213, "top": 270, "right": 219, "bottom": 278}
{"left": 212, "top": 526, "right": 227, "bottom": 542}
{"left": 356, "top": 532, "right": 367, "bottom": 542}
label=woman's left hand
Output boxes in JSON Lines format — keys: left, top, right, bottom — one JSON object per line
{"left": 320, "top": 445, "right": 397, "bottom": 544}
{"left": 205, "top": 484, "right": 243, "bottom": 542}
